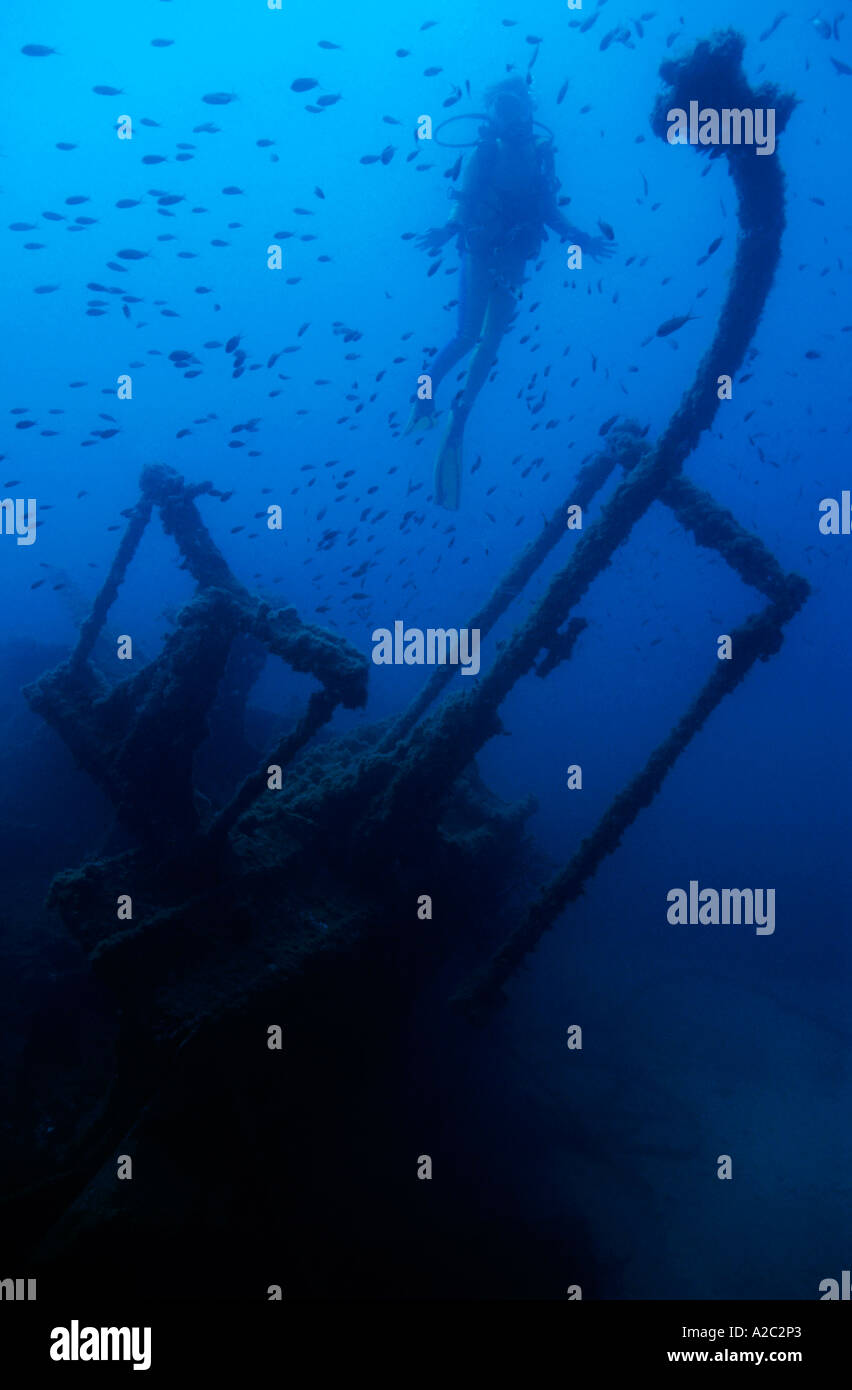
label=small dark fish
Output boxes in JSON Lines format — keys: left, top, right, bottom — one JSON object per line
{"left": 599, "top": 414, "right": 619, "bottom": 436}
{"left": 804, "top": 350, "right": 821, "bottom": 359}
{"left": 557, "top": 79, "right": 569, "bottom": 104}
{"left": 316, "top": 93, "right": 341, "bottom": 106}
{"left": 380, "top": 145, "right": 395, "bottom": 165}
{"left": 92, "top": 85, "right": 123, "bottom": 95}
{"left": 222, "top": 185, "right": 243, "bottom": 194}
{"left": 759, "top": 12, "right": 787, "bottom": 42}
{"left": 117, "top": 247, "right": 148, "bottom": 259}
{"left": 360, "top": 154, "right": 379, "bottom": 164}
{"left": 423, "top": 67, "right": 443, "bottom": 76}
{"left": 291, "top": 77, "right": 319, "bottom": 92}
{"left": 142, "top": 154, "right": 167, "bottom": 164}
{"left": 22, "top": 43, "right": 57, "bottom": 57}
{"left": 202, "top": 91, "right": 237, "bottom": 105}
{"left": 706, "top": 235, "right": 722, "bottom": 256}
{"left": 56, "top": 142, "right": 76, "bottom": 150}
{"left": 656, "top": 312, "right": 699, "bottom": 337}
{"left": 151, "top": 38, "right": 174, "bottom": 48}
{"left": 318, "top": 40, "right": 341, "bottom": 49}
{"left": 831, "top": 58, "right": 852, "bottom": 76}
{"left": 314, "top": 185, "right": 325, "bottom": 198}
{"left": 597, "top": 218, "right": 615, "bottom": 240}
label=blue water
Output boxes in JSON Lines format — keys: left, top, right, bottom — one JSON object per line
{"left": 2, "top": 0, "right": 851, "bottom": 1299}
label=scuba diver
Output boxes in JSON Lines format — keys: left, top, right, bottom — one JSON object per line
{"left": 406, "top": 77, "right": 617, "bottom": 509}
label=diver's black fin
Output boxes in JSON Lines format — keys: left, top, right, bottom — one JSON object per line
{"left": 434, "top": 414, "right": 463, "bottom": 510}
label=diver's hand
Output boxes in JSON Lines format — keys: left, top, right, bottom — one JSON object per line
{"left": 415, "top": 224, "right": 456, "bottom": 252}
{"left": 585, "top": 235, "right": 617, "bottom": 262}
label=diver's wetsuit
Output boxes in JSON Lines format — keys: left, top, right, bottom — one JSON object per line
{"left": 425, "top": 128, "right": 562, "bottom": 507}
{"left": 432, "top": 130, "right": 555, "bottom": 413}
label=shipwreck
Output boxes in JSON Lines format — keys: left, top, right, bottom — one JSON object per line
{"left": 6, "top": 33, "right": 808, "bottom": 1298}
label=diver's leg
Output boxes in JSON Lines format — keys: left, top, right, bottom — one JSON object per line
{"left": 405, "top": 253, "right": 490, "bottom": 434}
{"left": 452, "top": 278, "right": 519, "bottom": 428}
{"left": 431, "top": 254, "right": 491, "bottom": 388}
{"left": 433, "top": 267, "right": 521, "bottom": 509}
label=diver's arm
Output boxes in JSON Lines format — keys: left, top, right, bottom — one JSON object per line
{"left": 446, "top": 141, "right": 490, "bottom": 230}
{"left": 415, "top": 220, "right": 458, "bottom": 252}
{"left": 544, "top": 207, "right": 591, "bottom": 248}
{"left": 540, "top": 142, "right": 615, "bottom": 259}
{"left": 416, "top": 142, "right": 488, "bottom": 251}
{"left": 545, "top": 208, "right": 616, "bottom": 261}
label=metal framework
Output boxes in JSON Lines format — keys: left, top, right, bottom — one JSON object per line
{"left": 25, "top": 32, "right": 807, "bottom": 1028}
{"left": 6, "top": 34, "right": 813, "bottom": 1281}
